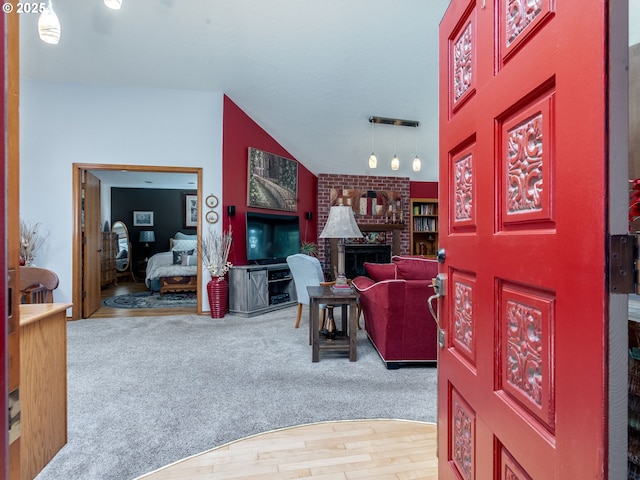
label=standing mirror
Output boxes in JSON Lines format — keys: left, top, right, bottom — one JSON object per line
{"left": 112, "top": 221, "right": 133, "bottom": 280}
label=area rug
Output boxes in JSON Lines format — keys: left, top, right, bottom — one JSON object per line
{"left": 102, "top": 291, "right": 197, "bottom": 309}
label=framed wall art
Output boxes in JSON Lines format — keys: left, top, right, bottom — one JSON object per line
{"left": 184, "top": 194, "right": 198, "bottom": 228}
{"left": 247, "top": 147, "right": 298, "bottom": 212}
{"left": 133, "top": 211, "right": 154, "bottom": 227}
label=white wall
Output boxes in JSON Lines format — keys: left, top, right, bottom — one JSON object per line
{"left": 20, "top": 80, "right": 224, "bottom": 314}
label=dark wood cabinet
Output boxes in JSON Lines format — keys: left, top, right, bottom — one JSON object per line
{"left": 100, "top": 232, "right": 117, "bottom": 287}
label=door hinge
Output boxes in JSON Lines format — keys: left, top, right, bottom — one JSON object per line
{"left": 609, "top": 234, "right": 638, "bottom": 293}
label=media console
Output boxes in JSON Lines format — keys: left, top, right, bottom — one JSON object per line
{"left": 228, "top": 263, "right": 298, "bottom": 317}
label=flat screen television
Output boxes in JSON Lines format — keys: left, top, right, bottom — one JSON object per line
{"left": 246, "top": 212, "right": 301, "bottom": 264}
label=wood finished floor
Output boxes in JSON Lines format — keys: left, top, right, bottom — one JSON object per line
{"left": 137, "top": 420, "right": 438, "bottom": 480}
{"left": 90, "top": 278, "right": 198, "bottom": 319}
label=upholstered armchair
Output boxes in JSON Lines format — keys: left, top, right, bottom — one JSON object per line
{"left": 286, "top": 254, "right": 334, "bottom": 328}
{"left": 352, "top": 256, "right": 438, "bottom": 369}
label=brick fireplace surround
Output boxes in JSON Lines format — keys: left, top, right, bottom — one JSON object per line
{"left": 317, "top": 173, "right": 411, "bottom": 280}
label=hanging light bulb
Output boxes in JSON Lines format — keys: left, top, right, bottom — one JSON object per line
{"left": 412, "top": 127, "right": 421, "bottom": 171}
{"left": 368, "top": 117, "right": 377, "bottom": 168}
{"left": 38, "top": 1, "right": 60, "bottom": 45}
{"left": 104, "top": 0, "right": 122, "bottom": 9}
{"left": 391, "top": 127, "right": 399, "bottom": 170}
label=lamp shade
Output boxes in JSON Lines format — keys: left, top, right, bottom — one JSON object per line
{"left": 38, "top": 2, "right": 61, "bottom": 45}
{"left": 319, "top": 206, "right": 363, "bottom": 239}
{"left": 139, "top": 231, "right": 155, "bottom": 243}
{"left": 104, "top": 0, "right": 122, "bottom": 9}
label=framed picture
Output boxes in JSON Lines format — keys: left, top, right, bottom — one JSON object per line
{"left": 247, "top": 147, "right": 298, "bottom": 212}
{"left": 184, "top": 194, "right": 198, "bottom": 228}
{"left": 133, "top": 211, "right": 154, "bottom": 227}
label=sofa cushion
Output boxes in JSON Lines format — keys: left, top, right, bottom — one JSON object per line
{"left": 364, "top": 262, "right": 397, "bottom": 282}
{"left": 392, "top": 256, "right": 437, "bottom": 280}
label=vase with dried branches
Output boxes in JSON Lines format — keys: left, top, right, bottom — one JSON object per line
{"left": 200, "top": 225, "right": 233, "bottom": 318}
{"left": 20, "top": 219, "right": 49, "bottom": 266}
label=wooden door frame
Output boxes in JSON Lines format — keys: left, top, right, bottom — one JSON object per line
{"left": 608, "top": 1, "right": 629, "bottom": 476}
{"left": 71, "top": 163, "right": 203, "bottom": 320}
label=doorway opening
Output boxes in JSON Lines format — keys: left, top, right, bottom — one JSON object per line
{"left": 71, "top": 163, "right": 203, "bottom": 320}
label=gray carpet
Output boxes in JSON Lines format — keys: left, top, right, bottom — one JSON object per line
{"left": 34, "top": 306, "right": 438, "bottom": 480}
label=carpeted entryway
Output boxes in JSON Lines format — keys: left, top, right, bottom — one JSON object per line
{"left": 35, "top": 306, "right": 438, "bottom": 480}
{"left": 102, "top": 291, "right": 197, "bottom": 309}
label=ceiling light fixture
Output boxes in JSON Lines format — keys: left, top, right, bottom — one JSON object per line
{"left": 38, "top": 1, "right": 60, "bottom": 45}
{"left": 391, "top": 127, "right": 399, "bottom": 171}
{"left": 104, "top": 0, "right": 123, "bottom": 9}
{"left": 368, "top": 120, "right": 377, "bottom": 169}
{"left": 368, "top": 116, "right": 419, "bottom": 172}
{"left": 413, "top": 126, "right": 421, "bottom": 172}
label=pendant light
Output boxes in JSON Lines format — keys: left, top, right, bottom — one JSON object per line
{"left": 412, "top": 127, "right": 421, "bottom": 171}
{"left": 368, "top": 119, "right": 377, "bottom": 168}
{"left": 38, "top": 1, "right": 60, "bottom": 45}
{"left": 104, "top": 0, "right": 122, "bottom": 9}
{"left": 391, "top": 155, "right": 400, "bottom": 171}
{"left": 391, "top": 127, "right": 399, "bottom": 170}
{"left": 368, "top": 116, "right": 420, "bottom": 172}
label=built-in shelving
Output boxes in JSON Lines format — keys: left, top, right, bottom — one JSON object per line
{"left": 410, "top": 198, "right": 439, "bottom": 258}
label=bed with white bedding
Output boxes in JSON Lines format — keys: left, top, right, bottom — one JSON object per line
{"left": 145, "top": 234, "right": 198, "bottom": 295}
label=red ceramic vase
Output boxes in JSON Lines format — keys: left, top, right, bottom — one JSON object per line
{"left": 207, "top": 277, "right": 228, "bottom": 319}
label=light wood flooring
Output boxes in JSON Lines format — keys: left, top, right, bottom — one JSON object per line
{"left": 137, "top": 419, "right": 438, "bottom": 480}
{"left": 91, "top": 277, "right": 198, "bottom": 319}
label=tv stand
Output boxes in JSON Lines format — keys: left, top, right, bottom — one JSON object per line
{"left": 228, "top": 263, "right": 297, "bottom": 317}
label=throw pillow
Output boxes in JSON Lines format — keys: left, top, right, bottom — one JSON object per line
{"left": 182, "top": 254, "right": 198, "bottom": 266}
{"left": 364, "top": 262, "right": 397, "bottom": 282}
{"left": 173, "top": 249, "right": 194, "bottom": 265}
{"left": 392, "top": 256, "right": 437, "bottom": 280}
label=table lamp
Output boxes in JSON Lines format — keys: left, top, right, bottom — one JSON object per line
{"left": 319, "top": 205, "right": 363, "bottom": 290}
{"left": 139, "top": 230, "right": 155, "bottom": 261}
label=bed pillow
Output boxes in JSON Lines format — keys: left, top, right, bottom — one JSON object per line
{"left": 171, "top": 239, "right": 197, "bottom": 252}
{"left": 173, "top": 249, "right": 194, "bottom": 265}
{"left": 174, "top": 232, "right": 197, "bottom": 241}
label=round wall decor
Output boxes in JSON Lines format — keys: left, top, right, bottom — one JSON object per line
{"left": 205, "top": 194, "right": 219, "bottom": 208}
{"left": 206, "top": 210, "right": 219, "bottom": 224}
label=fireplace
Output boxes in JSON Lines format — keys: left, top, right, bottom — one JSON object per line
{"left": 344, "top": 244, "right": 391, "bottom": 279}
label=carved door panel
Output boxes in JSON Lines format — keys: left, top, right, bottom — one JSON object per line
{"left": 438, "top": 1, "right": 610, "bottom": 478}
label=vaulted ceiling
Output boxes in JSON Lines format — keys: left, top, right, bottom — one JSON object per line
{"left": 19, "top": 0, "right": 450, "bottom": 183}
{"left": 19, "top": 2, "right": 640, "bottom": 187}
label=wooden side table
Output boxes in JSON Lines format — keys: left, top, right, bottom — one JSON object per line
{"left": 307, "top": 286, "right": 359, "bottom": 362}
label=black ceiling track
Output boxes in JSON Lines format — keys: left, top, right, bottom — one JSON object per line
{"left": 368, "top": 116, "right": 419, "bottom": 127}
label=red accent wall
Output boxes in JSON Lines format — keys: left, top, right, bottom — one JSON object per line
{"left": 222, "top": 96, "right": 318, "bottom": 265}
{"left": 410, "top": 181, "right": 438, "bottom": 198}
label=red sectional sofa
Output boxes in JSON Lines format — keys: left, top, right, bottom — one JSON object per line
{"left": 352, "top": 256, "right": 439, "bottom": 369}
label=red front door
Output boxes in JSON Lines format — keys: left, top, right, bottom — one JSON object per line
{"left": 438, "top": 1, "right": 611, "bottom": 478}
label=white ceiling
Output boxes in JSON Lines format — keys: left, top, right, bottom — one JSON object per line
{"left": 19, "top": 0, "right": 450, "bottom": 186}
{"left": 19, "top": 2, "right": 640, "bottom": 188}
